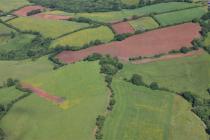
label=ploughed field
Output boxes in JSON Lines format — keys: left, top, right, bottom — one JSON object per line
{"left": 57, "top": 23, "right": 201, "bottom": 63}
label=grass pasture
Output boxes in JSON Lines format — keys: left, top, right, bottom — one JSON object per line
{"left": 0, "top": 57, "right": 53, "bottom": 85}
{"left": 129, "top": 17, "right": 159, "bottom": 31}
{"left": 154, "top": 7, "right": 206, "bottom": 26}
{"left": 121, "top": 0, "right": 139, "bottom": 6}
{"left": 8, "top": 17, "right": 90, "bottom": 38}
{"left": 0, "top": 0, "right": 31, "bottom": 13}
{"left": 52, "top": 26, "right": 114, "bottom": 48}
{"left": 0, "top": 15, "right": 16, "bottom": 22}
{"left": 0, "top": 23, "right": 15, "bottom": 35}
{"left": 120, "top": 53, "right": 210, "bottom": 99}
{"left": 103, "top": 79, "right": 207, "bottom": 140}
{"left": 0, "top": 87, "right": 24, "bottom": 105}
{"left": 0, "top": 61, "right": 108, "bottom": 140}
{"left": 45, "top": 2, "right": 200, "bottom": 23}
{"left": 204, "top": 32, "right": 210, "bottom": 47}
{"left": 0, "top": 33, "right": 35, "bottom": 52}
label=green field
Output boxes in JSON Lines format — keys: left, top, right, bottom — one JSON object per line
{"left": 0, "top": 57, "right": 53, "bottom": 85}
{"left": 103, "top": 79, "right": 207, "bottom": 140}
{"left": 0, "top": 0, "right": 31, "bottom": 13}
{"left": 0, "top": 33, "right": 35, "bottom": 52}
{"left": 154, "top": 7, "right": 206, "bottom": 26}
{"left": 52, "top": 26, "right": 114, "bottom": 48}
{"left": 129, "top": 17, "right": 159, "bottom": 31}
{"left": 0, "top": 87, "right": 24, "bottom": 105}
{"left": 0, "top": 15, "right": 16, "bottom": 22}
{"left": 45, "top": 2, "right": 200, "bottom": 22}
{"left": 121, "top": 0, "right": 139, "bottom": 6}
{"left": 0, "top": 23, "right": 15, "bottom": 34}
{"left": 204, "top": 32, "right": 210, "bottom": 47}
{"left": 0, "top": 61, "right": 108, "bottom": 140}
{"left": 119, "top": 53, "right": 210, "bottom": 99}
{"left": 8, "top": 17, "right": 90, "bottom": 38}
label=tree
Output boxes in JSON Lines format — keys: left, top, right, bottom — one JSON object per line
{"left": 207, "top": 88, "right": 210, "bottom": 95}
{"left": 6, "top": 78, "right": 17, "bottom": 87}
{"left": 0, "top": 104, "right": 5, "bottom": 112}
{"left": 149, "top": 82, "right": 159, "bottom": 90}
{"left": 130, "top": 74, "right": 144, "bottom": 86}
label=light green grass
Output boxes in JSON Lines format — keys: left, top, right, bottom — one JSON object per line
{"left": 8, "top": 17, "right": 89, "bottom": 38}
{"left": 0, "top": 15, "right": 16, "bottom": 22}
{"left": 0, "top": 57, "right": 53, "bottom": 85}
{"left": 0, "top": 0, "right": 31, "bottom": 12}
{"left": 129, "top": 16, "right": 159, "bottom": 31}
{"left": 45, "top": 2, "right": 200, "bottom": 22}
{"left": 103, "top": 79, "right": 207, "bottom": 140}
{"left": 0, "top": 33, "right": 35, "bottom": 52}
{"left": 154, "top": 7, "right": 206, "bottom": 26}
{"left": 0, "top": 23, "right": 15, "bottom": 34}
{"left": 0, "top": 61, "right": 108, "bottom": 140}
{"left": 204, "top": 32, "right": 210, "bottom": 47}
{"left": 119, "top": 53, "right": 210, "bottom": 98}
{"left": 52, "top": 26, "right": 114, "bottom": 48}
{"left": 0, "top": 87, "right": 23, "bottom": 105}
{"left": 121, "top": 0, "right": 139, "bottom": 6}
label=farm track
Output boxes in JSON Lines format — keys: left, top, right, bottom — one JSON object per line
{"left": 57, "top": 23, "right": 201, "bottom": 63}
{"left": 130, "top": 49, "right": 204, "bottom": 64}
{"left": 22, "top": 83, "right": 65, "bottom": 104}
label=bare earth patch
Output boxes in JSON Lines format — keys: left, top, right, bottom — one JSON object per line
{"left": 13, "top": 5, "right": 46, "bottom": 16}
{"left": 57, "top": 23, "right": 201, "bottom": 63}
{"left": 111, "top": 22, "right": 134, "bottom": 34}
{"left": 21, "top": 83, "right": 65, "bottom": 104}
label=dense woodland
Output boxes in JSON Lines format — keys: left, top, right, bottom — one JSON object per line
{"left": 28, "top": 0, "right": 193, "bottom": 12}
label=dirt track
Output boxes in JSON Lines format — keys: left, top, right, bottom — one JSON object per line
{"left": 131, "top": 49, "right": 204, "bottom": 64}
{"left": 22, "top": 83, "right": 64, "bottom": 104}
{"left": 57, "top": 23, "right": 201, "bottom": 63}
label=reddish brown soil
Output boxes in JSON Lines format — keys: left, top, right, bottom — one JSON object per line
{"left": 13, "top": 5, "right": 46, "bottom": 16}
{"left": 111, "top": 22, "right": 134, "bottom": 34}
{"left": 33, "top": 13, "right": 71, "bottom": 20}
{"left": 22, "top": 83, "right": 64, "bottom": 104}
{"left": 57, "top": 23, "right": 201, "bottom": 63}
{"left": 131, "top": 49, "right": 204, "bottom": 64}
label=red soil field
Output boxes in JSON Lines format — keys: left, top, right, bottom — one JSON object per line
{"left": 57, "top": 23, "right": 201, "bottom": 63}
{"left": 132, "top": 49, "right": 204, "bottom": 64}
{"left": 33, "top": 13, "right": 71, "bottom": 20}
{"left": 13, "top": 5, "right": 46, "bottom": 16}
{"left": 22, "top": 83, "right": 64, "bottom": 104}
{"left": 112, "top": 22, "right": 134, "bottom": 34}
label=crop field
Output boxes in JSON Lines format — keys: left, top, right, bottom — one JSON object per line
{"left": 8, "top": 17, "right": 90, "bottom": 38}
{"left": 119, "top": 53, "right": 210, "bottom": 99}
{"left": 102, "top": 79, "right": 207, "bottom": 140}
{"left": 0, "top": 57, "right": 53, "bottom": 85}
{"left": 129, "top": 17, "right": 159, "bottom": 31}
{"left": 0, "top": 0, "right": 31, "bottom": 13}
{"left": 0, "top": 61, "right": 108, "bottom": 140}
{"left": 57, "top": 23, "right": 201, "bottom": 63}
{"left": 154, "top": 7, "right": 206, "bottom": 26}
{"left": 45, "top": 2, "right": 200, "bottom": 23}
{"left": 0, "top": 33, "right": 35, "bottom": 53}
{"left": 52, "top": 26, "right": 114, "bottom": 48}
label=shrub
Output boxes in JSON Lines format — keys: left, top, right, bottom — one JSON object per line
{"left": 180, "top": 47, "right": 190, "bottom": 54}
{"left": 105, "top": 75, "right": 112, "bottom": 85}
{"left": 6, "top": 78, "right": 18, "bottom": 87}
{"left": 207, "top": 88, "right": 210, "bottom": 95}
{"left": 130, "top": 74, "right": 144, "bottom": 86}
{"left": 84, "top": 53, "right": 102, "bottom": 61}
{"left": 149, "top": 82, "right": 159, "bottom": 90}
{"left": 27, "top": 9, "right": 42, "bottom": 16}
